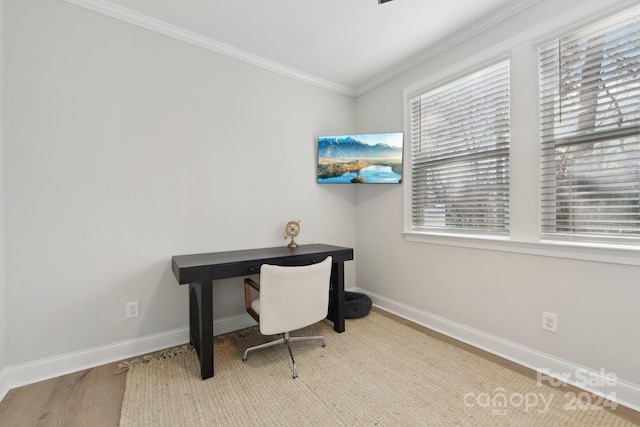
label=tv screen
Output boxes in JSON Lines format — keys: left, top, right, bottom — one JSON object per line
{"left": 317, "top": 132, "right": 403, "bottom": 184}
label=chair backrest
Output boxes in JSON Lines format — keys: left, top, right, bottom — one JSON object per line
{"left": 257, "top": 256, "right": 332, "bottom": 335}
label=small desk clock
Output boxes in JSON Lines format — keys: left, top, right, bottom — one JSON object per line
{"left": 285, "top": 220, "right": 300, "bottom": 248}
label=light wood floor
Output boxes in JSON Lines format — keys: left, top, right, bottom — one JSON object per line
{"left": 1, "top": 308, "right": 639, "bottom": 426}
{"left": 0, "top": 360, "right": 126, "bottom": 427}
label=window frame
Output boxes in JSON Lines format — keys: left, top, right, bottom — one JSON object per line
{"left": 538, "top": 9, "right": 640, "bottom": 244}
{"left": 406, "top": 58, "right": 512, "bottom": 237}
{"left": 402, "top": 5, "right": 640, "bottom": 267}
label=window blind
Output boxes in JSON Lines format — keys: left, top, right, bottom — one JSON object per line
{"left": 539, "top": 8, "right": 640, "bottom": 241}
{"left": 409, "top": 61, "right": 510, "bottom": 234}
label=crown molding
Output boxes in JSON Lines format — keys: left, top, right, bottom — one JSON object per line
{"left": 60, "top": 0, "right": 357, "bottom": 97}
{"left": 61, "top": 0, "right": 632, "bottom": 99}
{"left": 357, "top": 0, "right": 640, "bottom": 96}
{"left": 354, "top": 0, "right": 541, "bottom": 96}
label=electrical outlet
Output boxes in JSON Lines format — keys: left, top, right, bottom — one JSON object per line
{"left": 126, "top": 301, "right": 140, "bottom": 319}
{"left": 542, "top": 311, "right": 558, "bottom": 333}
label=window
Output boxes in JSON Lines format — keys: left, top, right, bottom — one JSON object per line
{"left": 539, "top": 8, "right": 640, "bottom": 243}
{"left": 408, "top": 61, "right": 510, "bottom": 235}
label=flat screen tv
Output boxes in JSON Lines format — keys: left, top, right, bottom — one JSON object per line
{"left": 317, "top": 132, "right": 403, "bottom": 184}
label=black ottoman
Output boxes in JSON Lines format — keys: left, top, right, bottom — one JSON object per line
{"left": 344, "top": 291, "right": 372, "bottom": 319}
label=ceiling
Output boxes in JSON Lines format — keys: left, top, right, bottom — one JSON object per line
{"left": 66, "top": 0, "right": 537, "bottom": 96}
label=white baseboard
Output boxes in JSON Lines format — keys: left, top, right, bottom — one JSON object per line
{"left": 3, "top": 313, "right": 256, "bottom": 393}
{"left": 358, "top": 288, "right": 640, "bottom": 413}
{"left": 6, "top": 296, "right": 639, "bottom": 413}
{"left": 0, "top": 367, "right": 9, "bottom": 402}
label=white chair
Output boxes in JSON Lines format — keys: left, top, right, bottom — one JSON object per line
{"left": 243, "top": 256, "right": 333, "bottom": 378}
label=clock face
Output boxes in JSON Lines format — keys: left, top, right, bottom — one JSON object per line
{"left": 286, "top": 221, "right": 300, "bottom": 237}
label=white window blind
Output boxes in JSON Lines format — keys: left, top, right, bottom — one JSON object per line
{"left": 539, "top": 8, "right": 640, "bottom": 242}
{"left": 409, "top": 61, "right": 510, "bottom": 234}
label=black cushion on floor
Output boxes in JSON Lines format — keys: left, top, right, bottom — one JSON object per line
{"left": 344, "top": 291, "right": 372, "bottom": 319}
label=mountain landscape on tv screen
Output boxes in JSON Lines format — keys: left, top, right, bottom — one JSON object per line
{"left": 317, "top": 134, "right": 403, "bottom": 184}
{"left": 318, "top": 136, "right": 402, "bottom": 159}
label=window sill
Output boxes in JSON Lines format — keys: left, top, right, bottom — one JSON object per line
{"left": 403, "top": 231, "right": 640, "bottom": 267}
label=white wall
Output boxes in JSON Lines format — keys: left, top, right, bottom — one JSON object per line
{"left": 0, "top": 0, "right": 8, "bottom": 400}
{"left": 355, "top": 0, "right": 640, "bottom": 410}
{"left": 4, "top": 0, "right": 640, "bottom": 411}
{"left": 3, "top": 0, "right": 356, "bottom": 386}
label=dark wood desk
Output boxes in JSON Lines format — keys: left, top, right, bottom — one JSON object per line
{"left": 171, "top": 244, "right": 354, "bottom": 380}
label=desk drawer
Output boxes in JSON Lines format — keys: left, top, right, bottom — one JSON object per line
{"left": 208, "top": 262, "right": 261, "bottom": 280}
{"left": 243, "top": 262, "right": 261, "bottom": 275}
{"left": 276, "top": 255, "right": 329, "bottom": 266}
{"left": 243, "top": 257, "right": 325, "bottom": 273}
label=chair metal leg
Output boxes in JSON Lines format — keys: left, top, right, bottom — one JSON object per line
{"left": 289, "top": 335, "right": 326, "bottom": 347}
{"left": 243, "top": 336, "right": 285, "bottom": 361}
{"left": 243, "top": 332, "right": 326, "bottom": 379}
{"left": 283, "top": 332, "right": 297, "bottom": 379}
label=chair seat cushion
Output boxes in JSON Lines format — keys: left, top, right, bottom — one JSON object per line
{"left": 251, "top": 298, "right": 260, "bottom": 315}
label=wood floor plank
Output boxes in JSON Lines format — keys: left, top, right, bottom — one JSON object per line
{"left": 72, "top": 361, "right": 126, "bottom": 427}
{"left": 0, "top": 376, "right": 62, "bottom": 427}
{"left": 0, "top": 361, "right": 126, "bottom": 427}
{"left": 35, "top": 369, "right": 91, "bottom": 426}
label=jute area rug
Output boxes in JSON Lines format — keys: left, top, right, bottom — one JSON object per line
{"left": 119, "top": 311, "right": 632, "bottom": 426}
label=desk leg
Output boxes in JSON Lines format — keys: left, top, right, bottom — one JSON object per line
{"left": 189, "top": 281, "right": 214, "bottom": 380}
{"left": 328, "top": 261, "right": 345, "bottom": 333}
